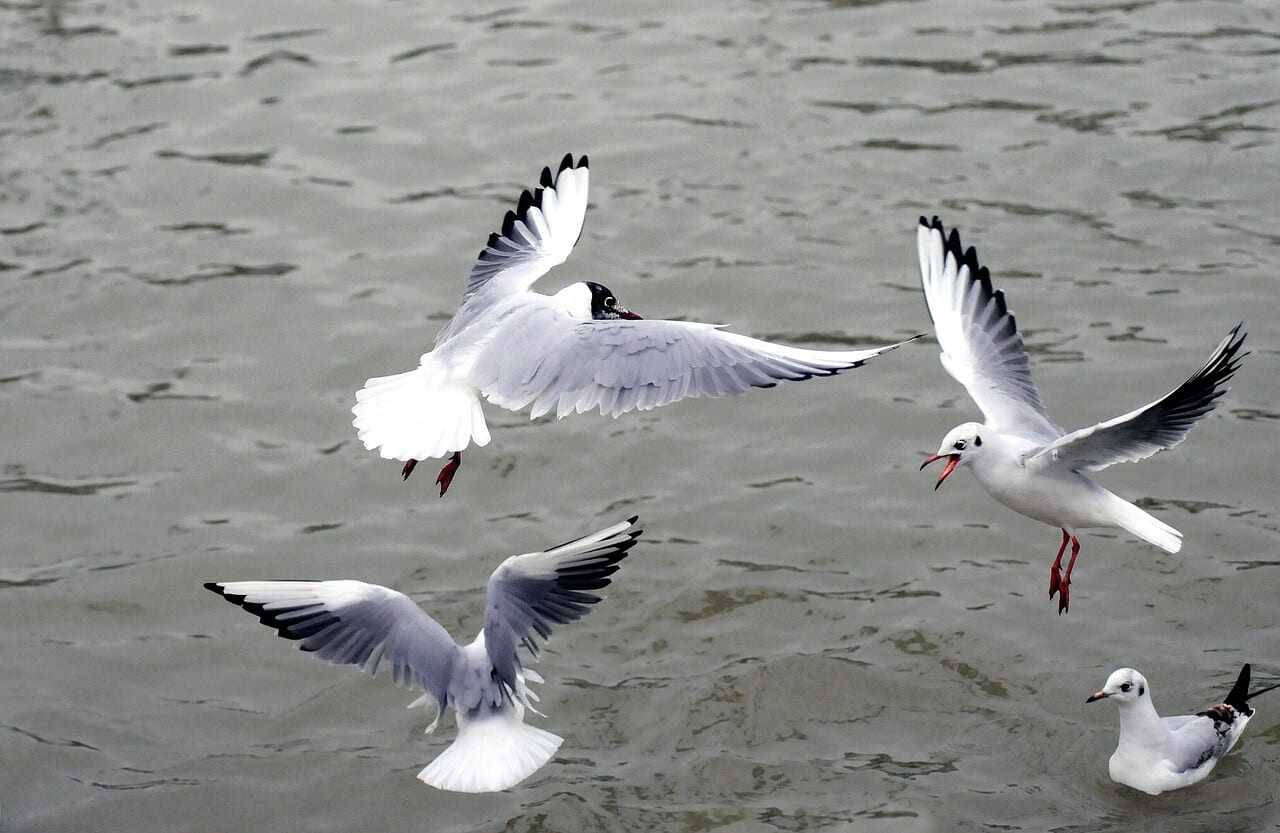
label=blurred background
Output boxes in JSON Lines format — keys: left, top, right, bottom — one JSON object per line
{"left": 1, "top": 0, "right": 1277, "bottom": 830}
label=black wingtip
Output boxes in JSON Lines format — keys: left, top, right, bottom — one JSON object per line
{"left": 203, "top": 581, "right": 225, "bottom": 595}
{"left": 579, "top": 154, "right": 589, "bottom": 169}
{"left": 539, "top": 166, "right": 554, "bottom": 188}
{"left": 1225, "top": 663, "right": 1252, "bottom": 710}
{"left": 626, "top": 514, "right": 639, "bottom": 525}
{"left": 558, "top": 152, "right": 574, "bottom": 173}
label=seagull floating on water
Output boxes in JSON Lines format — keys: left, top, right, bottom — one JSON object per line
{"left": 205, "top": 517, "right": 640, "bottom": 792}
{"left": 916, "top": 216, "right": 1246, "bottom": 613}
{"left": 353, "top": 154, "right": 918, "bottom": 495}
{"left": 1088, "top": 663, "right": 1280, "bottom": 795}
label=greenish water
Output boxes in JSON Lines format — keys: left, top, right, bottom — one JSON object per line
{"left": 1, "top": 1, "right": 1277, "bottom": 831}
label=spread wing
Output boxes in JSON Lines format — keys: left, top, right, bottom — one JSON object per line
{"left": 469, "top": 300, "right": 919, "bottom": 419}
{"left": 1028, "top": 325, "right": 1246, "bottom": 471}
{"left": 483, "top": 518, "right": 640, "bottom": 696}
{"left": 462, "top": 154, "right": 589, "bottom": 302}
{"left": 917, "top": 216, "right": 1061, "bottom": 443}
{"left": 205, "top": 580, "right": 458, "bottom": 710}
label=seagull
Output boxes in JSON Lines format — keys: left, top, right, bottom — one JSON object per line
{"left": 1087, "top": 663, "right": 1280, "bottom": 795}
{"left": 204, "top": 517, "right": 640, "bottom": 793}
{"left": 353, "top": 154, "right": 919, "bottom": 495}
{"left": 916, "top": 215, "right": 1247, "bottom": 613}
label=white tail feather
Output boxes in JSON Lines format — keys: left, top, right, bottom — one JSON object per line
{"left": 417, "top": 706, "right": 563, "bottom": 793}
{"left": 1105, "top": 493, "right": 1183, "bottom": 553}
{"left": 352, "top": 366, "right": 490, "bottom": 461}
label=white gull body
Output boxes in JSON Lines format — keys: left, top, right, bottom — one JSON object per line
{"left": 206, "top": 518, "right": 640, "bottom": 792}
{"left": 352, "top": 154, "right": 918, "bottom": 494}
{"left": 916, "top": 216, "right": 1247, "bottom": 613}
{"left": 1087, "top": 664, "right": 1279, "bottom": 795}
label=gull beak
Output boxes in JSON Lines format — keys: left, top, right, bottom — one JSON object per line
{"left": 1086, "top": 690, "right": 1109, "bottom": 703}
{"left": 619, "top": 307, "right": 643, "bottom": 320}
{"left": 920, "top": 453, "right": 960, "bottom": 490}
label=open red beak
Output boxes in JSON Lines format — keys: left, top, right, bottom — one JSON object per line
{"left": 619, "top": 308, "right": 643, "bottom": 320}
{"left": 920, "top": 453, "right": 960, "bottom": 490}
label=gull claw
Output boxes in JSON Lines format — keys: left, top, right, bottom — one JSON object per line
{"left": 435, "top": 451, "right": 461, "bottom": 497}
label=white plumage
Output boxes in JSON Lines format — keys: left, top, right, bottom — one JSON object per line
{"left": 206, "top": 518, "right": 641, "bottom": 792}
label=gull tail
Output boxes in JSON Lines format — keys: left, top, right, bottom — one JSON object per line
{"left": 352, "top": 364, "right": 490, "bottom": 462}
{"left": 1104, "top": 492, "right": 1182, "bottom": 554}
{"left": 417, "top": 704, "right": 563, "bottom": 793}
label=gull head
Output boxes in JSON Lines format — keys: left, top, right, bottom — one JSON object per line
{"left": 921, "top": 422, "right": 985, "bottom": 490}
{"left": 554, "top": 281, "right": 642, "bottom": 321}
{"left": 584, "top": 281, "right": 642, "bottom": 320}
{"left": 1087, "top": 668, "right": 1148, "bottom": 705}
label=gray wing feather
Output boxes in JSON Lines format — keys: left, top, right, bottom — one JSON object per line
{"left": 461, "top": 154, "right": 589, "bottom": 303}
{"left": 918, "top": 216, "right": 1062, "bottom": 442}
{"left": 1029, "top": 325, "right": 1246, "bottom": 471}
{"left": 470, "top": 303, "right": 917, "bottom": 419}
{"left": 1162, "top": 714, "right": 1233, "bottom": 773}
{"left": 483, "top": 518, "right": 640, "bottom": 696}
{"left": 205, "top": 580, "right": 458, "bottom": 711}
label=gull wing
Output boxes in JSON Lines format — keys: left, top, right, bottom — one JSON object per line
{"left": 1028, "top": 325, "right": 1246, "bottom": 471}
{"left": 469, "top": 300, "right": 919, "bottom": 419}
{"left": 917, "top": 216, "right": 1061, "bottom": 442}
{"left": 205, "top": 580, "right": 458, "bottom": 709}
{"left": 462, "top": 154, "right": 589, "bottom": 302}
{"left": 483, "top": 518, "right": 641, "bottom": 696}
{"left": 1161, "top": 711, "right": 1237, "bottom": 774}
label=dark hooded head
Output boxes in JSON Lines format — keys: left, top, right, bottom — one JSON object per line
{"left": 584, "top": 281, "right": 642, "bottom": 320}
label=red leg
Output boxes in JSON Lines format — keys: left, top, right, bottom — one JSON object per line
{"left": 435, "top": 451, "right": 462, "bottom": 497}
{"left": 1048, "top": 529, "right": 1070, "bottom": 600}
{"left": 1057, "top": 536, "right": 1081, "bottom": 615}
{"left": 401, "top": 459, "right": 418, "bottom": 480}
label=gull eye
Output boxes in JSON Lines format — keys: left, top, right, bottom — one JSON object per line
{"left": 1120, "top": 682, "right": 1132, "bottom": 692}
{"left": 953, "top": 440, "right": 966, "bottom": 451}
{"left": 605, "top": 296, "right": 616, "bottom": 308}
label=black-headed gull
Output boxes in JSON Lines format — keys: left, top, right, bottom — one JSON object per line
{"left": 204, "top": 517, "right": 640, "bottom": 792}
{"left": 1087, "top": 664, "right": 1280, "bottom": 795}
{"left": 916, "top": 216, "right": 1247, "bottom": 613}
{"left": 353, "top": 154, "right": 918, "bottom": 495}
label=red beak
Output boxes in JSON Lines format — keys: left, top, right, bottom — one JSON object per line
{"left": 619, "top": 308, "right": 643, "bottom": 320}
{"left": 920, "top": 453, "right": 960, "bottom": 490}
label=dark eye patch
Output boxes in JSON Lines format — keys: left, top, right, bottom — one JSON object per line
{"left": 974, "top": 436, "right": 982, "bottom": 447}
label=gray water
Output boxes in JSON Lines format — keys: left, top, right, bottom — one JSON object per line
{"left": 2, "top": 1, "right": 1278, "bottom": 830}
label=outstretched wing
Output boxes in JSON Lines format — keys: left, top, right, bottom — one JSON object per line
{"left": 483, "top": 518, "right": 641, "bottom": 696}
{"left": 463, "top": 154, "right": 589, "bottom": 301}
{"left": 205, "top": 580, "right": 458, "bottom": 709}
{"left": 1029, "top": 325, "right": 1246, "bottom": 471}
{"left": 917, "top": 216, "right": 1061, "bottom": 442}
{"left": 470, "top": 300, "right": 919, "bottom": 419}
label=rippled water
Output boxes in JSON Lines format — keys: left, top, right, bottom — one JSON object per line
{"left": 2, "top": 1, "right": 1278, "bottom": 831}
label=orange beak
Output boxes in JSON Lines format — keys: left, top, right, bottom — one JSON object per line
{"left": 920, "top": 453, "right": 960, "bottom": 490}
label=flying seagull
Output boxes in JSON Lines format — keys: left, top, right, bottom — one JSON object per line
{"left": 353, "top": 154, "right": 918, "bottom": 495}
{"left": 1088, "top": 663, "right": 1280, "bottom": 794}
{"left": 916, "top": 215, "right": 1246, "bottom": 613}
{"left": 205, "top": 517, "right": 640, "bottom": 792}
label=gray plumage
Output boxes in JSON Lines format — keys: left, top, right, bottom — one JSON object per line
{"left": 204, "top": 517, "right": 641, "bottom": 792}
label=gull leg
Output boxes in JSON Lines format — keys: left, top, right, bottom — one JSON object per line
{"left": 1057, "top": 536, "right": 1081, "bottom": 615}
{"left": 1048, "top": 529, "right": 1070, "bottom": 600}
{"left": 401, "top": 459, "right": 418, "bottom": 480}
{"left": 435, "top": 451, "right": 461, "bottom": 497}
